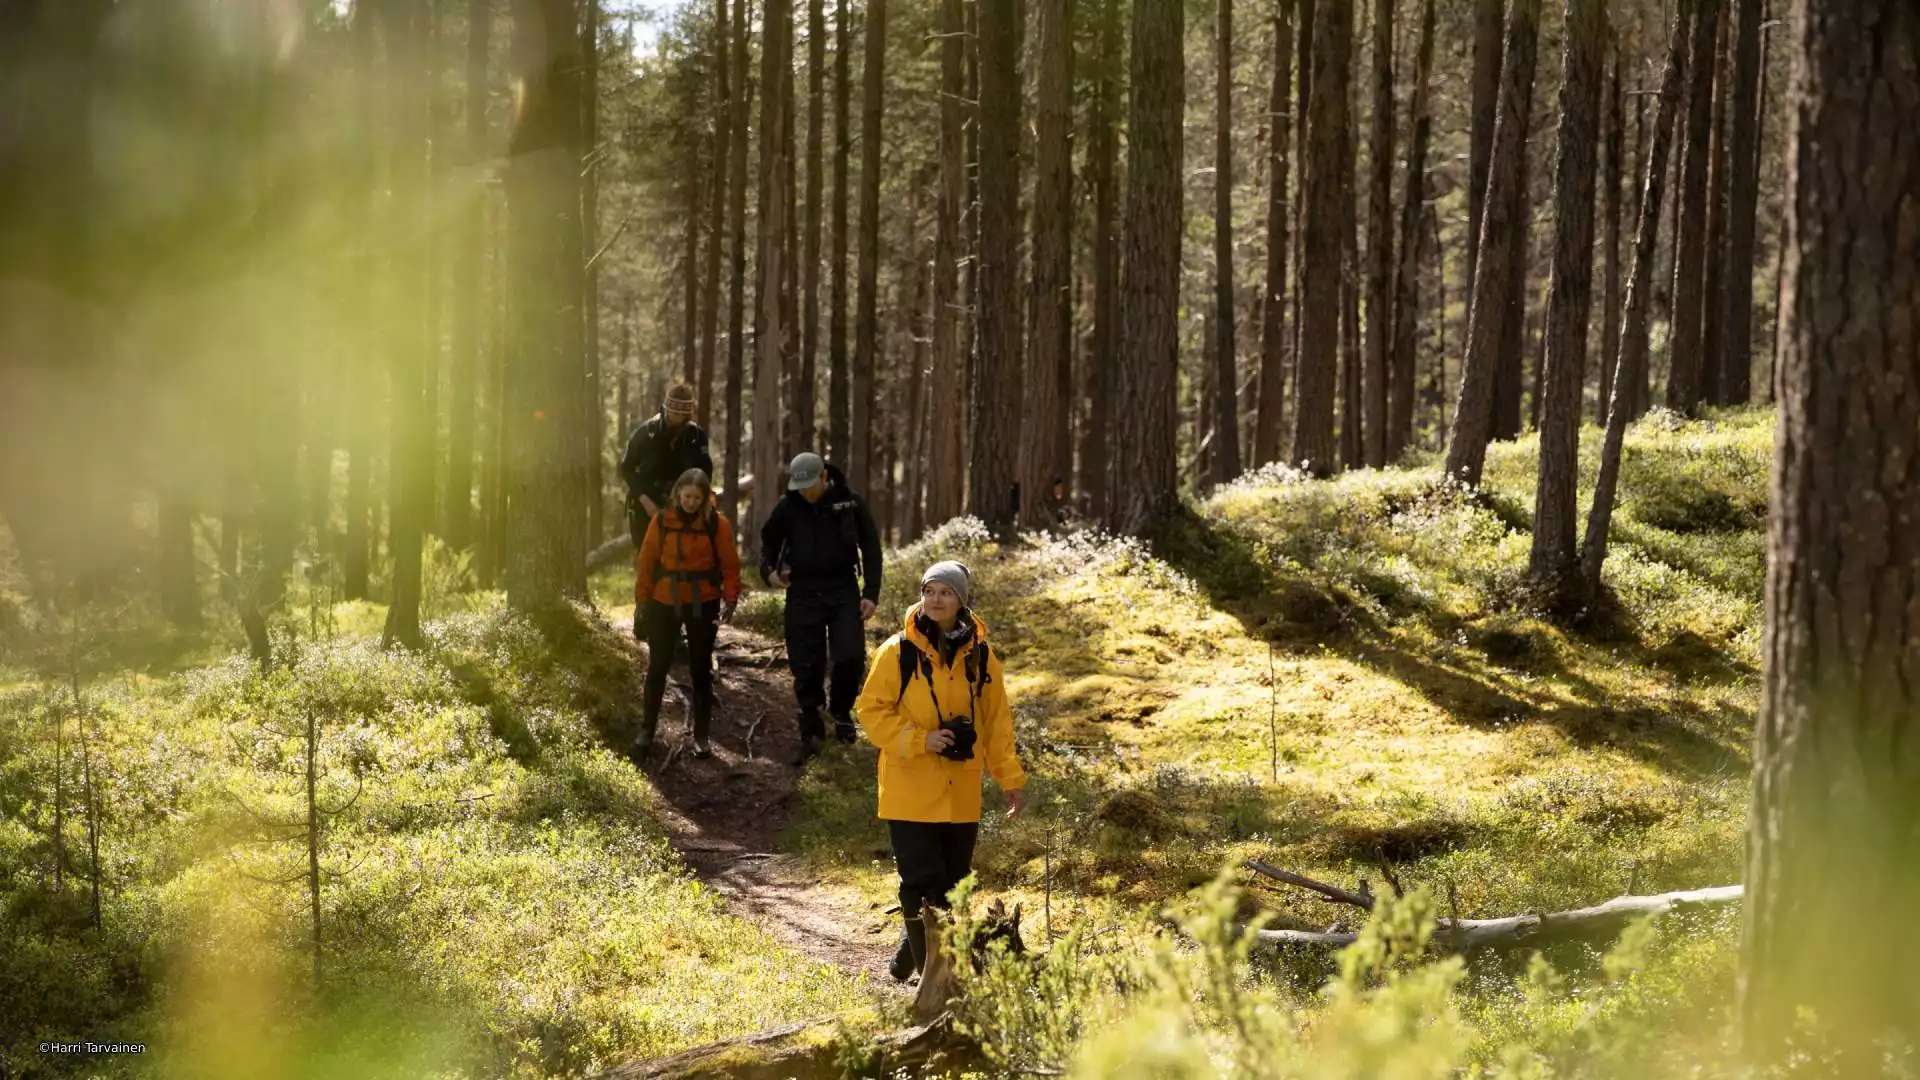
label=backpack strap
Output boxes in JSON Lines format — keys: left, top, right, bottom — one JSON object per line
{"left": 894, "top": 638, "right": 924, "bottom": 707}
{"left": 704, "top": 512, "right": 723, "bottom": 587}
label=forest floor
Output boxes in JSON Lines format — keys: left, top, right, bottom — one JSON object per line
{"left": 608, "top": 616, "right": 903, "bottom": 989}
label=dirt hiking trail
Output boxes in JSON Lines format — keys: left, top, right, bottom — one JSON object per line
{"left": 612, "top": 617, "right": 900, "bottom": 984}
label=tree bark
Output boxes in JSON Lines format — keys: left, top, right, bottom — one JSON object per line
{"left": 971, "top": 0, "right": 1024, "bottom": 531}
{"left": 756, "top": 0, "right": 794, "bottom": 525}
{"left": 504, "top": 0, "right": 590, "bottom": 609}
{"left": 722, "top": 0, "right": 753, "bottom": 530}
{"left": 585, "top": 3, "right": 607, "bottom": 546}
{"left": 851, "top": 0, "right": 885, "bottom": 494}
{"left": 385, "top": 0, "right": 433, "bottom": 648}
{"left": 1104, "top": 0, "right": 1184, "bottom": 532}
{"left": 1491, "top": 128, "right": 1532, "bottom": 443}
{"left": 1698, "top": 1, "right": 1732, "bottom": 406}
{"left": 1597, "top": 37, "right": 1622, "bottom": 426}
{"left": 1741, "top": 2, "right": 1920, "bottom": 1058}
{"left": 1466, "top": 0, "right": 1506, "bottom": 305}
{"left": 446, "top": 0, "right": 490, "bottom": 553}
{"left": 1717, "top": 0, "right": 1760, "bottom": 406}
{"left": 345, "top": 0, "right": 378, "bottom": 601}
{"left": 829, "top": 0, "right": 852, "bottom": 466}
{"left": 1292, "top": 0, "right": 1315, "bottom": 378}
{"left": 1664, "top": 0, "right": 1719, "bottom": 414}
{"left": 1288, "top": 0, "right": 1350, "bottom": 476}
{"left": 1023, "top": 0, "right": 1074, "bottom": 523}
{"left": 1209, "top": 0, "right": 1242, "bottom": 487}
{"left": 1256, "top": 0, "right": 1295, "bottom": 468}
{"left": 803, "top": 0, "right": 825, "bottom": 449}
{"left": 1579, "top": 0, "right": 1689, "bottom": 592}
{"left": 1387, "top": 0, "right": 1433, "bottom": 462}
{"left": 1527, "top": 0, "right": 1606, "bottom": 601}
{"left": 927, "top": 0, "right": 966, "bottom": 525}
{"left": 1087, "top": 0, "right": 1120, "bottom": 516}
{"left": 1360, "top": 0, "right": 1393, "bottom": 468}
{"left": 700, "top": 0, "right": 731, "bottom": 430}
{"left": 1442, "top": 0, "right": 1539, "bottom": 487}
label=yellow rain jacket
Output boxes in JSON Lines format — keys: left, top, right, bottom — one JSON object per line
{"left": 855, "top": 604, "right": 1026, "bottom": 823}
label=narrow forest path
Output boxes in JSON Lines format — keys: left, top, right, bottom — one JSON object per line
{"left": 611, "top": 617, "right": 900, "bottom": 985}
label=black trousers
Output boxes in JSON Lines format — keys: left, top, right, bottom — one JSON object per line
{"left": 784, "top": 585, "right": 866, "bottom": 735}
{"left": 887, "top": 820, "right": 979, "bottom": 918}
{"left": 642, "top": 600, "right": 718, "bottom": 740}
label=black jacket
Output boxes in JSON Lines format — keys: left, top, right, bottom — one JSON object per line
{"left": 619, "top": 414, "right": 714, "bottom": 508}
{"left": 758, "top": 463, "right": 882, "bottom": 601}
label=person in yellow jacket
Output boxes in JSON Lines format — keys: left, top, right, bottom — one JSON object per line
{"left": 854, "top": 560, "right": 1025, "bottom": 982}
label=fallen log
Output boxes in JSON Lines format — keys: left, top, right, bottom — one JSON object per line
{"left": 1251, "top": 884, "right": 1743, "bottom": 951}
{"left": 587, "top": 535, "right": 637, "bottom": 574}
{"left": 1246, "top": 861, "right": 1375, "bottom": 910}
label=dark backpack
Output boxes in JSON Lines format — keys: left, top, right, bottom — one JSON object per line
{"left": 893, "top": 637, "right": 992, "bottom": 707}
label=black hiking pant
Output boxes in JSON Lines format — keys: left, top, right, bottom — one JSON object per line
{"left": 784, "top": 584, "right": 865, "bottom": 738}
{"left": 887, "top": 820, "right": 979, "bottom": 917}
{"left": 641, "top": 600, "right": 718, "bottom": 741}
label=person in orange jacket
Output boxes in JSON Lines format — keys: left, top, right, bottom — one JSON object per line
{"left": 854, "top": 560, "right": 1025, "bottom": 982}
{"left": 634, "top": 468, "right": 742, "bottom": 759}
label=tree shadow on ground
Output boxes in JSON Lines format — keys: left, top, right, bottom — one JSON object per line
{"left": 1148, "top": 507, "right": 1749, "bottom": 780}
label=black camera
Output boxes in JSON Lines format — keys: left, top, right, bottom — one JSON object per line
{"left": 938, "top": 718, "right": 976, "bottom": 761}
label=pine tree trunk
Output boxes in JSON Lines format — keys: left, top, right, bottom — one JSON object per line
{"left": 1743, "top": 4, "right": 1920, "bottom": 1057}
{"left": 478, "top": 197, "right": 508, "bottom": 587}
{"left": 1105, "top": 0, "right": 1184, "bottom": 532}
{"left": 1256, "top": 0, "right": 1295, "bottom": 467}
{"left": 851, "top": 0, "right": 885, "bottom": 494}
{"left": 783, "top": 46, "right": 802, "bottom": 462}
{"left": 700, "top": 0, "right": 731, "bottom": 429}
{"left": 1579, "top": 0, "right": 1688, "bottom": 591}
{"left": 1664, "top": 0, "right": 1718, "bottom": 414}
{"left": 1491, "top": 130, "right": 1532, "bottom": 442}
{"left": 1718, "top": 0, "right": 1760, "bottom": 405}
{"left": 1387, "top": 0, "right": 1433, "bottom": 461}
{"left": 1698, "top": 3, "right": 1731, "bottom": 406}
{"left": 1209, "top": 0, "right": 1242, "bottom": 487}
{"left": 928, "top": 0, "right": 966, "bottom": 524}
{"left": 1597, "top": 38, "right": 1622, "bottom": 426}
{"left": 1292, "top": 0, "right": 1315, "bottom": 376}
{"left": 1289, "top": 0, "right": 1350, "bottom": 476}
{"left": 582, "top": 1, "right": 604, "bottom": 545}
{"left": 1360, "top": 0, "right": 1393, "bottom": 468}
{"left": 446, "top": 0, "right": 490, "bottom": 552}
{"left": 829, "top": 0, "right": 852, "bottom": 468}
{"left": 907, "top": 223, "right": 931, "bottom": 538}
{"left": 385, "top": 0, "right": 433, "bottom": 648}
{"left": 972, "top": 0, "right": 1024, "bottom": 531}
{"left": 756, "top": 0, "right": 793, "bottom": 526}
{"left": 1023, "top": 0, "right": 1073, "bottom": 524}
{"left": 503, "top": 0, "right": 590, "bottom": 609}
{"left": 1527, "top": 0, "right": 1605, "bottom": 600}
{"left": 803, "top": 0, "right": 825, "bottom": 448}
{"left": 345, "top": 0, "right": 378, "bottom": 601}
{"left": 682, "top": 177, "right": 702, "bottom": 389}
{"left": 1466, "top": 0, "right": 1506, "bottom": 304}
{"left": 1442, "top": 0, "right": 1538, "bottom": 487}
{"left": 722, "top": 0, "right": 753, "bottom": 529}
{"left": 1087, "top": 0, "right": 1119, "bottom": 514}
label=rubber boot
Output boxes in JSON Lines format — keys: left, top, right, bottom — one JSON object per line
{"left": 889, "top": 920, "right": 916, "bottom": 981}
{"left": 691, "top": 692, "right": 713, "bottom": 757}
{"left": 902, "top": 915, "right": 928, "bottom": 981}
{"left": 792, "top": 709, "right": 826, "bottom": 765}
{"left": 832, "top": 711, "right": 858, "bottom": 744}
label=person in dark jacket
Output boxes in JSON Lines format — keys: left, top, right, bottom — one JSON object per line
{"left": 759, "top": 451, "right": 883, "bottom": 764}
{"left": 619, "top": 384, "right": 714, "bottom": 542}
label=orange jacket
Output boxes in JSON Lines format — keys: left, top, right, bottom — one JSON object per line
{"left": 854, "top": 604, "right": 1026, "bottom": 823}
{"left": 635, "top": 507, "right": 743, "bottom": 612}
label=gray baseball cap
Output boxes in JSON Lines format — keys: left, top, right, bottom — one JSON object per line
{"left": 787, "top": 452, "right": 825, "bottom": 491}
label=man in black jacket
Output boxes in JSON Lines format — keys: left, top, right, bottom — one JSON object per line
{"left": 619, "top": 384, "right": 713, "bottom": 542}
{"left": 760, "top": 451, "right": 883, "bottom": 763}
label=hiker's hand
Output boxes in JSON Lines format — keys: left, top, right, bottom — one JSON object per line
{"left": 924, "top": 729, "right": 955, "bottom": 754}
{"left": 718, "top": 601, "right": 735, "bottom": 625}
{"left": 859, "top": 599, "right": 877, "bottom": 621}
{"left": 639, "top": 495, "right": 659, "bottom": 517}
{"left": 770, "top": 569, "right": 791, "bottom": 589}
{"left": 1004, "top": 788, "right": 1024, "bottom": 819}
